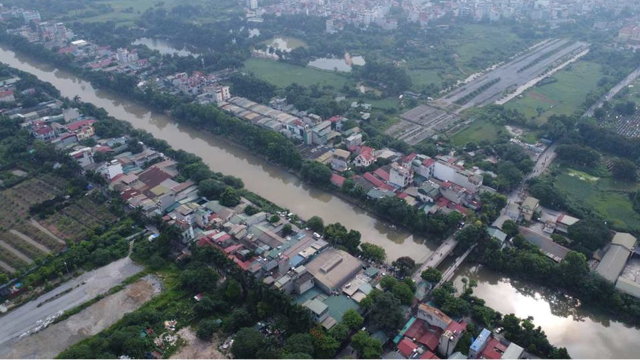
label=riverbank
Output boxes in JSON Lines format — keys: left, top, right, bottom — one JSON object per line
{"left": 0, "top": 43, "right": 436, "bottom": 262}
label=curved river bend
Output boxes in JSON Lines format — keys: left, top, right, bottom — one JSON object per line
{"left": 3, "top": 44, "right": 640, "bottom": 358}
{"left": 0, "top": 45, "right": 434, "bottom": 262}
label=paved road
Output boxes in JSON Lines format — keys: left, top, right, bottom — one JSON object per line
{"left": 584, "top": 65, "right": 640, "bottom": 117}
{"left": 412, "top": 233, "right": 459, "bottom": 284}
{"left": 0, "top": 257, "right": 142, "bottom": 350}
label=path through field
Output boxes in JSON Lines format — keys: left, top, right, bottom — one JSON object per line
{"left": 9, "top": 230, "right": 51, "bottom": 254}
{"left": 29, "top": 220, "right": 66, "bottom": 246}
{"left": 0, "top": 260, "right": 16, "bottom": 273}
{"left": 0, "top": 241, "right": 32, "bottom": 264}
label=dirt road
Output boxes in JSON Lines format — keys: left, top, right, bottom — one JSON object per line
{"left": 0, "top": 275, "right": 161, "bottom": 358}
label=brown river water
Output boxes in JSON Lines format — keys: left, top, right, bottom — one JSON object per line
{"left": 2, "top": 43, "right": 639, "bottom": 358}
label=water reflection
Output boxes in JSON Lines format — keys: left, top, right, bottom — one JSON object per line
{"left": 0, "top": 44, "right": 433, "bottom": 261}
{"left": 451, "top": 263, "right": 640, "bottom": 358}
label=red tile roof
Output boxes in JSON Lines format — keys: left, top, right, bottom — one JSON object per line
{"left": 0, "top": 89, "right": 14, "bottom": 97}
{"left": 331, "top": 173, "right": 346, "bottom": 187}
{"left": 66, "top": 119, "right": 96, "bottom": 132}
{"left": 223, "top": 244, "right": 243, "bottom": 254}
{"left": 418, "top": 327, "right": 442, "bottom": 351}
{"left": 481, "top": 338, "right": 507, "bottom": 359}
{"left": 420, "top": 350, "right": 440, "bottom": 359}
{"left": 358, "top": 146, "right": 375, "bottom": 161}
{"left": 398, "top": 338, "right": 418, "bottom": 358}
{"left": 197, "top": 237, "right": 214, "bottom": 247}
{"left": 138, "top": 167, "right": 172, "bottom": 189}
{"left": 422, "top": 158, "right": 435, "bottom": 167}
{"left": 374, "top": 168, "right": 390, "bottom": 181}
{"left": 403, "top": 153, "right": 417, "bottom": 163}
{"left": 405, "top": 319, "right": 427, "bottom": 339}
{"left": 363, "top": 172, "right": 384, "bottom": 188}
{"left": 445, "top": 320, "right": 466, "bottom": 334}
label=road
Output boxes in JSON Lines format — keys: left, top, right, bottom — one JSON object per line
{"left": 438, "top": 244, "right": 477, "bottom": 287}
{"left": 0, "top": 257, "right": 142, "bottom": 350}
{"left": 584, "top": 65, "right": 640, "bottom": 117}
{"left": 412, "top": 234, "right": 459, "bottom": 284}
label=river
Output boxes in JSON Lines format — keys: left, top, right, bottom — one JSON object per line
{"left": 450, "top": 263, "right": 640, "bottom": 358}
{"left": 0, "top": 44, "right": 434, "bottom": 262}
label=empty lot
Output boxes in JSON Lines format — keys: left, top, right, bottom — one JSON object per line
{"left": 436, "top": 39, "right": 589, "bottom": 111}
{"left": 0, "top": 257, "right": 143, "bottom": 352}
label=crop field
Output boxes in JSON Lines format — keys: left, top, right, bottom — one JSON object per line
{"left": 555, "top": 169, "right": 640, "bottom": 231}
{"left": 449, "top": 119, "right": 503, "bottom": 146}
{"left": 40, "top": 196, "right": 118, "bottom": 243}
{"left": 0, "top": 176, "right": 116, "bottom": 275}
{"left": 505, "top": 61, "right": 603, "bottom": 125}
{"left": 243, "top": 58, "right": 350, "bottom": 89}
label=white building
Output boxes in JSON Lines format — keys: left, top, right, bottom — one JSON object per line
{"left": 433, "top": 161, "right": 482, "bottom": 193}
{"left": 389, "top": 163, "right": 413, "bottom": 188}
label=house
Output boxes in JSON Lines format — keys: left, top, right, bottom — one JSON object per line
{"left": 487, "top": 227, "right": 507, "bottom": 245}
{"left": 389, "top": 163, "right": 413, "bottom": 188}
{"left": 345, "top": 133, "right": 363, "bottom": 151}
{"left": 505, "top": 203, "right": 520, "bottom": 221}
{"left": 303, "top": 298, "right": 329, "bottom": 322}
{"left": 555, "top": 213, "right": 579, "bottom": 233}
{"left": 0, "top": 89, "right": 15, "bottom": 102}
{"left": 595, "top": 232, "right": 636, "bottom": 283}
{"left": 331, "top": 149, "right": 351, "bottom": 171}
{"left": 331, "top": 173, "right": 346, "bottom": 188}
{"left": 354, "top": 146, "right": 376, "bottom": 167}
{"left": 520, "top": 197, "right": 539, "bottom": 221}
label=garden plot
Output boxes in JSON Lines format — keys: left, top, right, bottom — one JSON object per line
{"left": 40, "top": 198, "right": 117, "bottom": 242}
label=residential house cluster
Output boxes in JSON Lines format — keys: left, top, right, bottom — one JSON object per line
{"left": 155, "top": 71, "right": 232, "bottom": 104}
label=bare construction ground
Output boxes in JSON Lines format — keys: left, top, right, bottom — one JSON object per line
{"left": 0, "top": 257, "right": 143, "bottom": 352}
{"left": 171, "top": 327, "right": 227, "bottom": 359}
{"left": 388, "top": 104, "right": 460, "bottom": 144}
{"left": 435, "top": 39, "right": 589, "bottom": 111}
{"left": 0, "top": 274, "right": 162, "bottom": 358}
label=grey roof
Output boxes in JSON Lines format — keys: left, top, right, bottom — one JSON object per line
{"left": 612, "top": 232, "right": 637, "bottom": 251}
{"left": 596, "top": 245, "right": 631, "bottom": 283}
{"left": 488, "top": 227, "right": 507, "bottom": 243}
{"left": 306, "top": 248, "right": 362, "bottom": 292}
{"left": 502, "top": 342, "right": 524, "bottom": 359}
{"left": 304, "top": 298, "right": 328, "bottom": 315}
{"left": 616, "top": 277, "right": 640, "bottom": 299}
{"left": 520, "top": 228, "right": 569, "bottom": 262}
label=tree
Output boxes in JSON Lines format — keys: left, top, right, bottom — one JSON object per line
{"left": 196, "top": 319, "right": 221, "bottom": 340}
{"left": 231, "top": 327, "right": 265, "bottom": 359}
{"left": 370, "top": 292, "right": 403, "bottom": 331}
{"left": 360, "top": 243, "right": 386, "bottom": 262}
{"left": 269, "top": 214, "right": 280, "bottom": 223}
{"left": 501, "top": 220, "right": 519, "bottom": 238}
{"left": 307, "top": 216, "right": 324, "bottom": 233}
{"left": 283, "top": 333, "right": 314, "bottom": 357}
{"left": 179, "top": 265, "right": 219, "bottom": 293}
{"left": 351, "top": 331, "right": 383, "bottom": 359}
{"left": 198, "top": 179, "right": 226, "bottom": 199}
{"left": 380, "top": 276, "right": 398, "bottom": 291}
{"left": 224, "top": 279, "right": 242, "bottom": 301}
{"left": 342, "top": 309, "right": 364, "bottom": 331}
{"left": 222, "top": 175, "right": 244, "bottom": 189}
{"left": 421, "top": 267, "right": 442, "bottom": 283}
{"left": 282, "top": 223, "right": 293, "bottom": 236}
{"left": 328, "top": 323, "right": 349, "bottom": 343}
{"left": 392, "top": 256, "right": 416, "bottom": 278}
{"left": 392, "top": 282, "right": 414, "bottom": 305}
{"left": 310, "top": 326, "right": 340, "bottom": 358}
{"left": 612, "top": 158, "right": 637, "bottom": 182}
{"left": 567, "top": 219, "right": 611, "bottom": 251}
{"left": 219, "top": 187, "right": 240, "bottom": 207}
{"left": 301, "top": 161, "right": 332, "bottom": 185}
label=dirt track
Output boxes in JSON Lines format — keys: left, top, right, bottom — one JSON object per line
{"left": 170, "top": 327, "right": 227, "bottom": 359}
{"left": 0, "top": 275, "right": 162, "bottom": 358}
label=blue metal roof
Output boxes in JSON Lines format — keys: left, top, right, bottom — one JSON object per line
{"left": 470, "top": 328, "right": 491, "bottom": 352}
{"left": 290, "top": 254, "right": 305, "bottom": 268}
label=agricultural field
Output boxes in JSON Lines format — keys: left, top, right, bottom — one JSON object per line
{"left": 554, "top": 167, "right": 640, "bottom": 231}
{"left": 449, "top": 119, "right": 503, "bottom": 146}
{"left": 242, "top": 58, "right": 350, "bottom": 89}
{"left": 407, "top": 69, "right": 448, "bottom": 89}
{"left": 0, "top": 175, "right": 117, "bottom": 276}
{"left": 505, "top": 61, "right": 603, "bottom": 125}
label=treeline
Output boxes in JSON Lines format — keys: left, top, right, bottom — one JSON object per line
{"left": 352, "top": 61, "right": 412, "bottom": 96}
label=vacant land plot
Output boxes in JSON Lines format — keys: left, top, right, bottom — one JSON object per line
{"left": 505, "top": 61, "right": 603, "bottom": 125}
{"left": 555, "top": 170, "right": 640, "bottom": 231}
{"left": 243, "top": 58, "right": 349, "bottom": 89}
{"left": 170, "top": 327, "right": 226, "bottom": 359}
{"left": 450, "top": 119, "right": 503, "bottom": 146}
{"left": 438, "top": 40, "right": 589, "bottom": 112}
{"left": 0, "top": 273, "right": 160, "bottom": 359}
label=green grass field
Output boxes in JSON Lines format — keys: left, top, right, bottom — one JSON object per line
{"left": 449, "top": 119, "right": 503, "bottom": 146}
{"left": 505, "top": 61, "right": 603, "bottom": 125}
{"left": 555, "top": 169, "right": 640, "bottom": 231}
{"left": 449, "top": 24, "right": 530, "bottom": 74}
{"left": 407, "top": 69, "right": 446, "bottom": 88}
{"left": 243, "top": 58, "right": 350, "bottom": 89}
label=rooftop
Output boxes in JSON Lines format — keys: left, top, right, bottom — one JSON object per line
{"left": 596, "top": 244, "right": 631, "bottom": 283}
{"left": 612, "top": 232, "right": 637, "bottom": 251}
{"left": 305, "top": 248, "right": 362, "bottom": 292}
